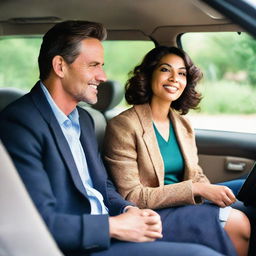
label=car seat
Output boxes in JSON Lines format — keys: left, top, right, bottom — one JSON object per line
{"left": 79, "top": 80, "right": 124, "bottom": 150}
{"left": 0, "top": 87, "right": 26, "bottom": 112}
{"left": 0, "top": 141, "right": 63, "bottom": 256}
{"left": 92, "top": 80, "right": 124, "bottom": 120}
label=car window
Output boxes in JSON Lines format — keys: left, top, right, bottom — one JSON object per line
{"left": 181, "top": 32, "right": 256, "bottom": 134}
{"left": 103, "top": 41, "right": 154, "bottom": 85}
{"left": 2, "top": 35, "right": 255, "bottom": 134}
{"left": 0, "top": 37, "right": 42, "bottom": 90}
{"left": 0, "top": 38, "right": 154, "bottom": 92}
{"left": 103, "top": 40, "right": 154, "bottom": 107}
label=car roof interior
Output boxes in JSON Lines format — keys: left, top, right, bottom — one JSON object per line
{"left": 0, "top": 0, "right": 243, "bottom": 44}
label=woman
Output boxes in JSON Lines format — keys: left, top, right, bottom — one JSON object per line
{"left": 104, "top": 46, "right": 250, "bottom": 256}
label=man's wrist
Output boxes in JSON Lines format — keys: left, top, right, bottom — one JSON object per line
{"left": 123, "top": 205, "right": 138, "bottom": 213}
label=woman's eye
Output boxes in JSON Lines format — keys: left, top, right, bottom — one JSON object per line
{"left": 160, "top": 67, "right": 169, "bottom": 72}
{"left": 179, "top": 72, "right": 187, "bottom": 77}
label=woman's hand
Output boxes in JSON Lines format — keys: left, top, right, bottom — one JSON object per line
{"left": 192, "top": 183, "right": 236, "bottom": 207}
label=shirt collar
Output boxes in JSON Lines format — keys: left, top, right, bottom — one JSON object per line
{"left": 40, "top": 81, "right": 80, "bottom": 131}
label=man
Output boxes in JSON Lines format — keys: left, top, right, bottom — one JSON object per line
{"left": 0, "top": 20, "right": 223, "bottom": 256}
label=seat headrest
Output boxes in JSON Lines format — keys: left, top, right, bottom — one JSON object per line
{"left": 78, "top": 102, "right": 107, "bottom": 151}
{"left": 92, "top": 80, "right": 123, "bottom": 112}
{"left": 0, "top": 87, "right": 26, "bottom": 112}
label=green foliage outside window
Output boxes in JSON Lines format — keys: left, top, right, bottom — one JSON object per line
{"left": 0, "top": 37, "right": 41, "bottom": 90}
{"left": 182, "top": 32, "right": 256, "bottom": 86}
{"left": 182, "top": 32, "right": 256, "bottom": 114}
{"left": 0, "top": 33, "right": 255, "bottom": 114}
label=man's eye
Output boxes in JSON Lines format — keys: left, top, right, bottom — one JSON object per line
{"left": 90, "top": 63, "right": 99, "bottom": 67}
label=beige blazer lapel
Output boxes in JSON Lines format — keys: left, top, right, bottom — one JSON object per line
{"left": 134, "top": 104, "right": 165, "bottom": 185}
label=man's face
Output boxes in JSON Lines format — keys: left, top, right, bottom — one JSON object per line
{"left": 62, "top": 38, "right": 107, "bottom": 105}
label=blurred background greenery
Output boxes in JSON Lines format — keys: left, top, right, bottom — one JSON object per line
{"left": 182, "top": 32, "right": 256, "bottom": 114}
{"left": 0, "top": 32, "right": 255, "bottom": 114}
{"left": 0, "top": 37, "right": 41, "bottom": 89}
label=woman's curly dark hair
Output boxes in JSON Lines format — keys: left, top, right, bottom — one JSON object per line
{"left": 125, "top": 46, "right": 203, "bottom": 115}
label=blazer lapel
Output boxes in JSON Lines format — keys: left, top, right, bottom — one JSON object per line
{"left": 30, "top": 82, "right": 89, "bottom": 198}
{"left": 78, "top": 112, "right": 107, "bottom": 197}
{"left": 134, "top": 104, "right": 164, "bottom": 185}
{"left": 49, "top": 122, "right": 90, "bottom": 198}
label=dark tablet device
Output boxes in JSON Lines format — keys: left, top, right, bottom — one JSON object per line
{"left": 237, "top": 162, "right": 256, "bottom": 206}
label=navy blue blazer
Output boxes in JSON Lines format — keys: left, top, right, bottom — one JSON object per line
{"left": 0, "top": 82, "right": 132, "bottom": 254}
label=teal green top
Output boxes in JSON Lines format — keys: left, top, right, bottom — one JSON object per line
{"left": 153, "top": 121, "right": 184, "bottom": 184}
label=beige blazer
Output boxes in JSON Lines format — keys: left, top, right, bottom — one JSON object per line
{"left": 104, "top": 104, "right": 209, "bottom": 209}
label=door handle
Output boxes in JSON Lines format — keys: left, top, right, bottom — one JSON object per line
{"left": 226, "top": 162, "right": 246, "bottom": 172}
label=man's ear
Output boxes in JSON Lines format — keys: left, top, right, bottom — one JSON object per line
{"left": 52, "top": 55, "right": 66, "bottom": 78}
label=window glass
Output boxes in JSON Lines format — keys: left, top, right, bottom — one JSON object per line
{"left": 0, "top": 37, "right": 42, "bottom": 90}
{"left": 103, "top": 41, "right": 154, "bottom": 85}
{"left": 103, "top": 40, "right": 154, "bottom": 107}
{"left": 0, "top": 38, "right": 154, "bottom": 96}
{"left": 181, "top": 32, "right": 256, "bottom": 133}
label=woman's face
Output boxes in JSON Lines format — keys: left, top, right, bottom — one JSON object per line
{"left": 151, "top": 53, "right": 187, "bottom": 104}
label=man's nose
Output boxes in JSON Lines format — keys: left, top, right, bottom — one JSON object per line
{"left": 97, "top": 69, "right": 107, "bottom": 83}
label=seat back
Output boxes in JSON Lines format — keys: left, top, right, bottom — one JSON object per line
{"left": 0, "top": 86, "right": 109, "bottom": 151}
{"left": 92, "top": 80, "right": 124, "bottom": 120}
{"left": 0, "top": 141, "right": 63, "bottom": 256}
{"left": 79, "top": 102, "right": 107, "bottom": 151}
{"left": 79, "top": 80, "right": 124, "bottom": 150}
{"left": 0, "top": 87, "right": 26, "bottom": 112}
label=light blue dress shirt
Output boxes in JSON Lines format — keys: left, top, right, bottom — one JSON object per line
{"left": 40, "top": 82, "right": 108, "bottom": 215}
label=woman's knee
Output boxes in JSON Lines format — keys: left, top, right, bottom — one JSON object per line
{"left": 225, "top": 208, "right": 251, "bottom": 241}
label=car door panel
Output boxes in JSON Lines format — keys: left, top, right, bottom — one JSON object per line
{"left": 196, "top": 129, "right": 256, "bottom": 183}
